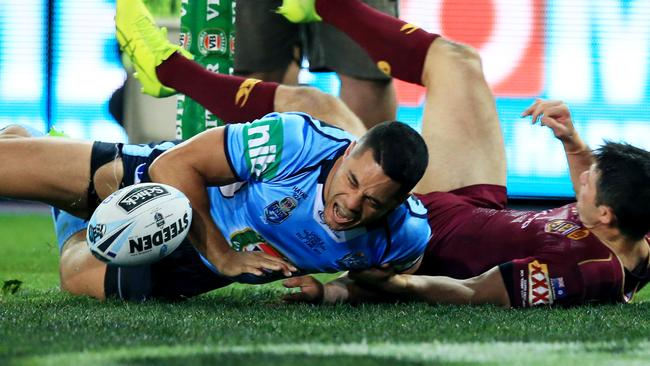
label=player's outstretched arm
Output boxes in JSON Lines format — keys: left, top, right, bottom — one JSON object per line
{"left": 521, "top": 99, "right": 594, "bottom": 195}
{"left": 282, "top": 274, "right": 391, "bottom": 304}
{"left": 376, "top": 268, "right": 511, "bottom": 307}
{"left": 149, "top": 127, "right": 296, "bottom": 278}
{"left": 283, "top": 266, "right": 511, "bottom": 307}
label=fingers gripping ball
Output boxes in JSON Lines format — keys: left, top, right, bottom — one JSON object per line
{"left": 87, "top": 183, "right": 192, "bottom": 266}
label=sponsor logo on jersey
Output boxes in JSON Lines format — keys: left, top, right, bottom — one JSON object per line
{"left": 128, "top": 212, "right": 189, "bottom": 254}
{"left": 133, "top": 163, "right": 146, "bottom": 185}
{"left": 264, "top": 197, "right": 298, "bottom": 224}
{"left": 400, "top": 23, "right": 420, "bottom": 34}
{"left": 528, "top": 260, "right": 553, "bottom": 306}
{"left": 406, "top": 195, "right": 427, "bottom": 217}
{"left": 87, "top": 223, "right": 106, "bottom": 245}
{"left": 235, "top": 78, "right": 261, "bottom": 108}
{"left": 296, "top": 229, "right": 326, "bottom": 254}
{"left": 550, "top": 277, "right": 567, "bottom": 300}
{"left": 292, "top": 186, "right": 308, "bottom": 201}
{"left": 229, "top": 228, "right": 287, "bottom": 261}
{"left": 198, "top": 28, "right": 227, "bottom": 56}
{"left": 118, "top": 185, "right": 170, "bottom": 213}
{"left": 336, "top": 252, "right": 369, "bottom": 270}
{"left": 518, "top": 269, "right": 528, "bottom": 308}
{"left": 243, "top": 119, "right": 283, "bottom": 179}
{"left": 544, "top": 219, "right": 589, "bottom": 240}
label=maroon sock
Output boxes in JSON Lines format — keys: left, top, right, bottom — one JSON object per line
{"left": 316, "top": 0, "right": 439, "bottom": 85}
{"left": 155, "top": 53, "right": 277, "bottom": 123}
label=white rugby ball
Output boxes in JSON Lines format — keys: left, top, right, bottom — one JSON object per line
{"left": 87, "top": 183, "right": 192, "bottom": 266}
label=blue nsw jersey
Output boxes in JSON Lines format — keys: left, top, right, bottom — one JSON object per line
{"left": 203, "top": 112, "right": 431, "bottom": 284}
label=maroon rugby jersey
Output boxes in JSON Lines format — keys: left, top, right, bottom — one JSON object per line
{"left": 415, "top": 190, "right": 650, "bottom": 308}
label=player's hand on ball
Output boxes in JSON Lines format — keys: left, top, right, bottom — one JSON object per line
{"left": 282, "top": 276, "right": 324, "bottom": 303}
{"left": 218, "top": 250, "right": 297, "bottom": 277}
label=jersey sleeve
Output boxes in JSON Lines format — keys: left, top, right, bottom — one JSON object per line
{"left": 498, "top": 244, "right": 623, "bottom": 308}
{"left": 224, "top": 112, "right": 353, "bottom": 182}
{"left": 380, "top": 195, "right": 431, "bottom": 272}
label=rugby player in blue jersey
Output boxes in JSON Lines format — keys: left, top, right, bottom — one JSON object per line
{"left": 0, "top": 0, "right": 430, "bottom": 301}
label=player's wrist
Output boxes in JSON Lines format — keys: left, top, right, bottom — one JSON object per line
{"left": 562, "top": 137, "right": 589, "bottom": 155}
{"left": 322, "top": 282, "right": 343, "bottom": 304}
{"left": 208, "top": 246, "right": 237, "bottom": 268}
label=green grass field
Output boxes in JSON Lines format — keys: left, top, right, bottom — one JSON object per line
{"left": 2, "top": 213, "right": 650, "bottom": 366}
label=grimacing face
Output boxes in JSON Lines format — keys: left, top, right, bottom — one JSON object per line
{"left": 322, "top": 144, "right": 405, "bottom": 231}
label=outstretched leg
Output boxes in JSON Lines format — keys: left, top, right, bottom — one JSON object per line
{"left": 0, "top": 132, "right": 93, "bottom": 218}
{"left": 415, "top": 39, "right": 505, "bottom": 193}
{"left": 0, "top": 125, "right": 107, "bottom": 299}
{"left": 280, "top": 0, "right": 506, "bottom": 193}
{"left": 0, "top": 131, "right": 124, "bottom": 218}
{"left": 155, "top": 55, "right": 366, "bottom": 135}
{"left": 116, "top": 0, "right": 365, "bottom": 134}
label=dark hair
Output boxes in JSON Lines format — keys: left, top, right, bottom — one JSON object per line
{"left": 354, "top": 121, "right": 428, "bottom": 195}
{"left": 594, "top": 141, "right": 650, "bottom": 240}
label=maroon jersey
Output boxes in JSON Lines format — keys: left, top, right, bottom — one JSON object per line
{"left": 414, "top": 185, "right": 650, "bottom": 308}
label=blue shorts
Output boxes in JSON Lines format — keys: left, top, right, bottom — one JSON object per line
{"left": 56, "top": 140, "right": 182, "bottom": 246}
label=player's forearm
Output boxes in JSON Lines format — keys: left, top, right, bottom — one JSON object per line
{"left": 394, "top": 275, "right": 476, "bottom": 305}
{"left": 325, "top": 273, "right": 476, "bottom": 305}
{"left": 561, "top": 136, "right": 593, "bottom": 195}
{"left": 149, "top": 155, "right": 233, "bottom": 264}
{"left": 391, "top": 270, "right": 510, "bottom": 307}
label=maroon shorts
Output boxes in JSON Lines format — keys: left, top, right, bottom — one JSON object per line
{"left": 414, "top": 184, "right": 507, "bottom": 242}
{"left": 413, "top": 184, "right": 507, "bottom": 278}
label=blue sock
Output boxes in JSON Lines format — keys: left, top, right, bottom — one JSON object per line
{"left": 52, "top": 208, "right": 88, "bottom": 254}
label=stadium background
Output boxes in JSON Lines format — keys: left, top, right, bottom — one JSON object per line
{"left": 0, "top": 0, "right": 649, "bottom": 198}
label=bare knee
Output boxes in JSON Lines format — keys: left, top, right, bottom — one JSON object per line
{"left": 276, "top": 85, "right": 340, "bottom": 118}
{"left": 59, "top": 232, "right": 106, "bottom": 300}
{"left": 423, "top": 39, "right": 484, "bottom": 85}
{"left": 275, "top": 85, "right": 366, "bottom": 136}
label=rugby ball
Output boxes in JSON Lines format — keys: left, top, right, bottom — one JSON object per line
{"left": 87, "top": 183, "right": 192, "bottom": 266}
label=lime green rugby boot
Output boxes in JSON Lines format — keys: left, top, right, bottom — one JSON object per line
{"left": 276, "top": 0, "right": 322, "bottom": 23}
{"left": 115, "top": 0, "right": 193, "bottom": 97}
{"left": 47, "top": 126, "right": 69, "bottom": 138}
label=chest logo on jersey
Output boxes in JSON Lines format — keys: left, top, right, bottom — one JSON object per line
{"left": 243, "top": 119, "right": 283, "bottom": 180}
{"left": 527, "top": 260, "right": 554, "bottom": 306}
{"left": 336, "top": 252, "right": 369, "bottom": 270}
{"left": 230, "top": 228, "right": 286, "bottom": 260}
{"left": 264, "top": 197, "right": 298, "bottom": 224}
{"left": 544, "top": 219, "right": 590, "bottom": 240}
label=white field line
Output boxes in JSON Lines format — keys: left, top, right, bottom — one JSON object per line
{"left": 18, "top": 341, "right": 650, "bottom": 366}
